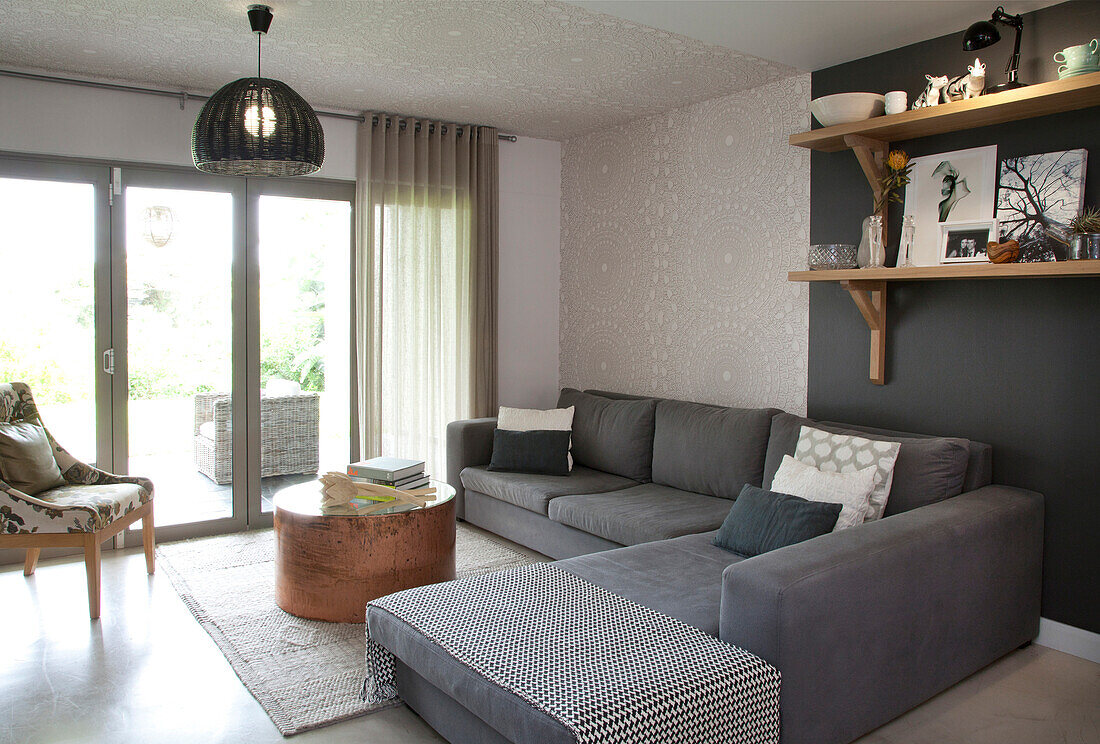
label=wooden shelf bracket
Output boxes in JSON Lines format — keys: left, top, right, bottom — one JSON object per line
{"left": 844, "top": 134, "right": 890, "bottom": 239}
{"left": 840, "top": 279, "right": 887, "bottom": 385}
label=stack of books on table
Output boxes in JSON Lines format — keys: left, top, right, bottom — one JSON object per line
{"left": 347, "top": 456, "right": 429, "bottom": 491}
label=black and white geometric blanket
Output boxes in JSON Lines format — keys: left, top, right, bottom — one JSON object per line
{"left": 364, "top": 563, "right": 781, "bottom": 744}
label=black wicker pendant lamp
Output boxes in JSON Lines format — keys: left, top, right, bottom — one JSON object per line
{"left": 192, "top": 4, "right": 324, "bottom": 177}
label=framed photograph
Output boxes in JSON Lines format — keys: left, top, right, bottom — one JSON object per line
{"left": 903, "top": 145, "right": 998, "bottom": 265}
{"left": 940, "top": 220, "right": 996, "bottom": 263}
{"left": 996, "top": 149, "right": 1088, "bottom": 262}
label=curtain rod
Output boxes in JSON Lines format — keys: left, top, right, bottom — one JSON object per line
{"left": 0, "top": 68, "right": 519, "bottom": 142}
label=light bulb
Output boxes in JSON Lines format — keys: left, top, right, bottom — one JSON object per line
{"left": 244, "top": 105, "right": 277, "bottom": 137}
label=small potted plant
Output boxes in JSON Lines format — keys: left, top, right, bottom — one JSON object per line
{"left": 1069, "top": 206, "right": 1100, "bottom": 260}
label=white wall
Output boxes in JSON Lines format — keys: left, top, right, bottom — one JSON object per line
{"left": 0, "top": 73, "right": 563, "bottom": 410}
{"left": 498, "top": 136, "right": 562, "bottom": 409}
{"left": 0, "top": 74, "right": 358, "bottom": 179}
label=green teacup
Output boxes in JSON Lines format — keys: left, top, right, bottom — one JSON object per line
{"left": 1054, "top": 39, "right": 1099, "bottom": 70}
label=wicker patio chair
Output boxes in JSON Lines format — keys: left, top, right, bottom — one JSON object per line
{"left": 0, "top": 382, "right": 154, "bottom": 619}
{"left": 193, "top": 391, "right": 320, "bottom": 485}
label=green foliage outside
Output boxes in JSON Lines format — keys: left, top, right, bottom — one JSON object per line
{"left": 2, "top": 190, "right": 341, "bottom": 405}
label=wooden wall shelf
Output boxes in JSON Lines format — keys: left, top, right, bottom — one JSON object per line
{"left": 789, "top": 260, "right": 1100, "bottom": 283}
{"left": 791, "top": 71, "right": 1100, "bottom": 152}
{"left": 794, "top": 261, "right": 1100, "bottom": 385}
{"left": 790, "top": 72, "right": 1100, "bottom": 385}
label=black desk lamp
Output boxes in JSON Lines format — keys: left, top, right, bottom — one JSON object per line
{"left": 963, "top": 5, "right": 1026, "bottom": 92}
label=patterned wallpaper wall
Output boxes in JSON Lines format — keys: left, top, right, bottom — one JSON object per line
{"left": 559, "top": 74, "right": 811, "bottom": 414}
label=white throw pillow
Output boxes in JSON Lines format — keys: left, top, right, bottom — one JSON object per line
{"left": 497, "top": 405, "right": 575, "bottom": 470}
{"left": 264, "top": 378, "right": 302, "bottom": 397}
{"left": 771, "top": 455, "right": 877, "bottom": 531}
{"left": 793, "top": 426, "right": 901, "bottom": 521}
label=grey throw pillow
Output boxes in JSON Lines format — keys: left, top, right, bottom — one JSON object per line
{"left": 556, "top": 389, "right": 657, "bottom": 482}
{"left": 713, "top": 484, "right": 841, "bottom": 557}
{"left": 0, "top": 421, "right": 66, "bottom": 495}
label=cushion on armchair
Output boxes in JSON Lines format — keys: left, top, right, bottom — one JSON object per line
{"left": 0, "top": 421, "right": 66, "bottom": 495}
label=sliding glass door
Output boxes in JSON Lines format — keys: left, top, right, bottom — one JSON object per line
{"left": 0, "top": 159, "right": 111, "bottom": 468}
{"left": 118, "top": 170, "right": 247, "bottom": 535}
{"left": 0, "top": 155, "right": 355, "bottom": 547}
{"left": 249, "top": 179, "right": 356, "bottom": 523}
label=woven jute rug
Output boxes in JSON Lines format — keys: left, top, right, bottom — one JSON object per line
{"left": 157, "top": 523, "right": 538, "bottom": 736}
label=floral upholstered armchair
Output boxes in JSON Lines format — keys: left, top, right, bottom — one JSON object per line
{"left": 0, "top": 382, "right": 155, "bottom": 619}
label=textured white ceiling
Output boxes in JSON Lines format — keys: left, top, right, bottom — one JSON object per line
{"left": 0, "top": 0, "right": 797, "bottom": 140}
{"left": 569, "top": 1, "right": 1063, "bottom": 72}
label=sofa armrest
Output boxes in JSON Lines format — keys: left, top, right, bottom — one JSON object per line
{"left": 720, "top": 485, "right": 1043, "bottom": 744}
{"left": 446, "top": 417, "right": 497, "bottom": 519}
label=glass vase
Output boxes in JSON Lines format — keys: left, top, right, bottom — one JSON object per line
{"left": 866, "top": 215, "right": 885, "bottom": 269}
{"left": 898, "top": 215, "right": 916, "bottom": 267}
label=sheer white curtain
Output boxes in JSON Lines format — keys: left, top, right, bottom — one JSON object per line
{"left": 355, "top": 115, "right": 497, "bottom": 480}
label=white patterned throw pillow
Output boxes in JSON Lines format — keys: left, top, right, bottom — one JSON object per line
{"left": 497, "top": 406, "right": 575, "bottom": 470}
{"left": 793, "top": 425, "right": 901, "bottom": 521}
{"left": 771, "top": 455, "right": 877, "bottom": 531}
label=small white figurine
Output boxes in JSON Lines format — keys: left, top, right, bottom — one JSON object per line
{"left": 912, "top": 75, "right": 949, "bottom": 108}
{"left": 944, "top": 59, "right": 986, "bottom": 102}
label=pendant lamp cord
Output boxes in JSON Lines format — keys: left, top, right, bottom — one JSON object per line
{"left": 257, "top": 32, "right": 262, "bottom": 78}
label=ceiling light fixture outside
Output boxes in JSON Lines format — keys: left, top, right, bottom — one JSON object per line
{"left": 143, "top": 206, "right": 174, "bottom": 247}
{"left": 191, "top": 4, "right": 324, "bottom": 177}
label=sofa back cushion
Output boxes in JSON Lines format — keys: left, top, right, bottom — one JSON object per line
{"left": 763, "top": 412, "right": 976, "bottom": 516}
{"left": 557, "top": 389, "right": 657, "bottom": 482}
{"left": 651, "top": 399, "right": 776, "bottom": 500}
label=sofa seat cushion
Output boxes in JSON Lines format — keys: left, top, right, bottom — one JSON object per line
{"left": 34, "top": 482, "right": 150, "bottom": 531}
{"left": 556, "top": 532, "right": 745, "bottom": 636}
{"left": 459, "top": 465, "right": 636, "bottom": 515}
{"left": 548, "top": 484, "right": 734, "bottom": 546}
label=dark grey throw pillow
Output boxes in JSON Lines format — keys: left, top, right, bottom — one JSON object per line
{"left": 488, "top": 429, "right": 571, "bottom": 476}
{"left": 713, "top": 484, "right": 841, "bottom": 557}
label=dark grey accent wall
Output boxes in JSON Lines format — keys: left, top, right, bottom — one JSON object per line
{"left": 810, "top": 0, "right": 1100, "bottom": 634}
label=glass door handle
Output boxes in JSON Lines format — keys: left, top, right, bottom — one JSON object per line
{"left": 102, "top": 348, "right": 115, "bottom": 375}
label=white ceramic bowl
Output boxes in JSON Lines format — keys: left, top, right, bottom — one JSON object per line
{"left": 810, "top": 93, "right": 886, "bottom": 128}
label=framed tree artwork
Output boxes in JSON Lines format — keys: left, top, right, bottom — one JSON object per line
{"left": 996, "top": 149, "right": 1088, "bottom": 262}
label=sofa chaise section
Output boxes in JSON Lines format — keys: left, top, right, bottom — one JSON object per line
{"left": 367, "top": 531, "right": 752, "bottom": 744}
{"left": 721, "top": 483, "right": 1043, "bottom": 744}
{"left": 371, "top": 482, "right": 1042, "bottom": 744}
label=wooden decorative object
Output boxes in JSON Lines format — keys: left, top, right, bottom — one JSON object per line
{"left": 318, "top": 471, "right": 434, "bottom": 514}
{"left": 987, "top": 239, "right": 1021, "bottom": 263}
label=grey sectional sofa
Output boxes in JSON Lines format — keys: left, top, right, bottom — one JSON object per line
{"left": 369, "top": 388, "right": 1044, "bottom": 744}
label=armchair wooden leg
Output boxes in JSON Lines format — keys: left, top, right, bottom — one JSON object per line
{"left": 142, "top": 503, "right": 155, "bottom": 575}
{"left": 23, "top": 548, "right": 40, "bottom": 576}
{"left": 84, "top": 535, "right": 101, "bottom": 620}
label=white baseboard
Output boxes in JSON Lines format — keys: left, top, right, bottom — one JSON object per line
{"left": 1035, "top": 617, "right": 1100, "bottom": 664}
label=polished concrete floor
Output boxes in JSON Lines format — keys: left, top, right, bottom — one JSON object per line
{"left": 2, "top": 544, "right": 1097, "bottom": 744}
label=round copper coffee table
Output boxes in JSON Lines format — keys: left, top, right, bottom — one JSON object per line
{"left": 273, "top": 479, "right": 456, "bottom": 622}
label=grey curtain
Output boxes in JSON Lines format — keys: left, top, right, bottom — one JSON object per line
{"left": 355, "top": 115, "right": 498, "bottom": 476}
